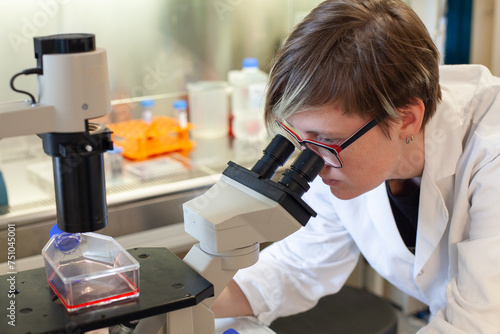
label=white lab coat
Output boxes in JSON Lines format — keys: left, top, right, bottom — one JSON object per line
{"left": 234, "top": 65, "right": 500, "bottom": 333}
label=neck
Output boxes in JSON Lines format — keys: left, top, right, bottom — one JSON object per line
{"left": 394, "top": 131, "right": 425, "bottom": 180}
{"left": 387, "top": 177, "right": 421, "bottom": 196}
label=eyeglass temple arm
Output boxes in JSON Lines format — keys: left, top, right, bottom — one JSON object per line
{"left": 339, "top": 117, "right": 382, "bottom": 149}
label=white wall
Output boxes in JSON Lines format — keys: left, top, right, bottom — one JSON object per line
{"left": 411, "top": 0, "right": 448, "bottom": 60}
{"left": 470, "top": 0, "right": 500, "bottom": 75}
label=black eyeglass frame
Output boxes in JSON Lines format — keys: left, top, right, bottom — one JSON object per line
{"left": 275, "top": 116, "right": 384, "bottom": 168}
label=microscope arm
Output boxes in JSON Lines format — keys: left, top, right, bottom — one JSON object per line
{"left": 0, "top": 102, "right": 55, "bottom": 138}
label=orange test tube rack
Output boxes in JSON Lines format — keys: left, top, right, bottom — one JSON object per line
{"left": 108, "top": 116, "right": 195, "bottom": 161}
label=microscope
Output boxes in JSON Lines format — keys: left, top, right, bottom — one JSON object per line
{"left": 133, "top": 135, "right": 325, "bottom": 334}
{"left": 0, "top": 33, "right": 325, "bottom": 334}
{"left": 0, "top": 33, "right": 112, "bottom": 233}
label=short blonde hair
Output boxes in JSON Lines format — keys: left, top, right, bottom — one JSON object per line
{"left": 265, "top": 0, "right": 441, "bottom": 135}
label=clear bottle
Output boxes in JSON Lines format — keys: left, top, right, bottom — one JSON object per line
{"left": 104, "top": 145, "right": 124, "bottom": 179}
{"left": 141, "top": 99, "right": 155, "bottom": 124}
{"left": 228, "top": 58, "right": 268, "bottom": 141}
{"left": 173, "top": 99, "right": 188, "bottom": 129}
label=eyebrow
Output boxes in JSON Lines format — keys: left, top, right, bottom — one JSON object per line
{"left": 287, "top": 120, "right": 345, "bottom": 140}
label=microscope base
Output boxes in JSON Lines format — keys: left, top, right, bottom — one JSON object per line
{"left": 0, "top": 247, "right": 214, "bottom": 334}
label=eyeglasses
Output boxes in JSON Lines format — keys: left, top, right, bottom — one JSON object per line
{"left": 275, "top": 116, "right": 384, "bottom": 168}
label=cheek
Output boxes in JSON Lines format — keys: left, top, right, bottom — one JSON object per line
{"left": 338, "top": 137, "right": 399, "bottom": 183}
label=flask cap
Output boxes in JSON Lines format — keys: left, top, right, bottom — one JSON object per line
{"left": 50, "top": 224, "right": 82, "bottom": 254}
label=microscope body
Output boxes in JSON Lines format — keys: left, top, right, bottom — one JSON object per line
{"left": 184, "top": 173, "right": 304, "bottom": 255}
{"left": 133, "top": 136, "right": 324, "bottom": 334}
{"left": 167, "top": 138, "right": 324, "bottom": 334}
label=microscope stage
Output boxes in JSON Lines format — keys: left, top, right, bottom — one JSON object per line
{"left": 0, "top": 247, "right": 214, "bottom": 334}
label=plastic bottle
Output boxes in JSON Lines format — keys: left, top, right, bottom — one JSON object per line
{"left": 104, "top": 145, "right": 124, "bottom": 179}
{"left": 228, "top": 58, "right": 268, "bottom": 141}
{"left": 173, "top": 99, "right": 188, "bottom": 129}
{"left": 141, "top": 99, "right": 155, "bottom": 124}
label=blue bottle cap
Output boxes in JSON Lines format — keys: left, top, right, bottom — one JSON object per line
{"left": 242, "top": 57, "right": 259, "bottom": 68}
{"left": 223, "top": 329, "right": 240, "bottom": 334}
{"left": 173, "top": 99, "right": 187, "bottom": 109}
{"left": 109, "top": 145, "right": 124, "bottom": 154}
{"left": 141, "top": 99, "right": 155, "bottom": 108}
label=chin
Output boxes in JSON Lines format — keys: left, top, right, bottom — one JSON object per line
{"left": 329, "top": 187, "right": 365, "bottom": 200}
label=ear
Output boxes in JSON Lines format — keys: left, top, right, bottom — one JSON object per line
{"left": 397, "top": 98, "right": 425, "bottom": 141}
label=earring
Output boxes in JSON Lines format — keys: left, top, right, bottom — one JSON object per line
{"left": 406, "top": 134, "right": 414, "bottom": 144}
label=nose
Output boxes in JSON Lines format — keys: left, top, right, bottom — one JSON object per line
{"left": 317, "top": 157, "right": 336, "bottom": 169}
{"left": 318, "top": 162, "right": 334, "bottom": 177}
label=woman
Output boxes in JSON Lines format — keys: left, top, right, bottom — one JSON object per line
{"left": 212, "top": 0, "right": 500, "bottom": 332}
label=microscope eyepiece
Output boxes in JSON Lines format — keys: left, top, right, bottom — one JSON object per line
{"left": 221, "top": 137, "right": 323, "bottom": 227}
{"left": 278, "top": 149, "right": 324, "bottom": 197}
{"left": 251, "top": 134, "right": 295, "bottom": 179}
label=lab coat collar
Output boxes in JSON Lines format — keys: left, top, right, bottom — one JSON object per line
{"left": 422, "top": 85, "right": 464, "bottom": 182}
{"left": 413, "top": 85, "right": 464, "bottom": 278}
{"left": 365, "top": 185, "right": 415, "bottom": 262}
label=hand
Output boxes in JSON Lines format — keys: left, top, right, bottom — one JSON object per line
{"left": 211, "top": 279, "right": 254, "bottom": 318}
